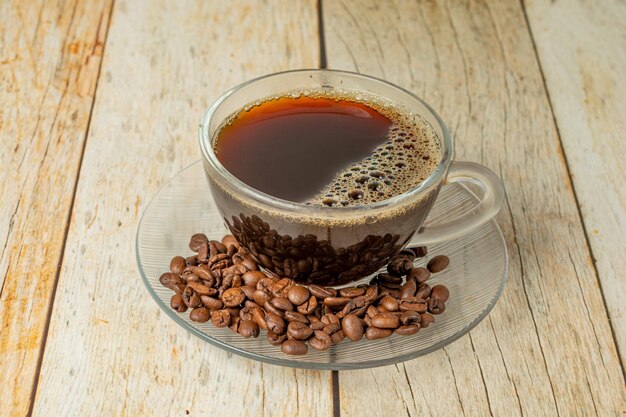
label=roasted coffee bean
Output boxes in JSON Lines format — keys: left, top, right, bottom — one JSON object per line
{"left": 187, "top": 282, "right": 214, "bottom": 296}
{"left": 330, "top": 330, "right": 345, "bottom": 345}
{"left": 400, "top": 310, "right": 421, "bottom": 325}
{"left": 323, "top": 323, "right": 342, "bottom": 335}
{"left": 169, "top": 256, "right": 186, "bottom": 274}
{"left": 342, "top": 314, "right": 364, "bottom": 341}
{"left": 252, "top": 289, "right": 271, "bottom": 306}
{"left": 271, "top": 296, "right": 294, "bottom": 311}
{"left": 339, "top": 287, "right": 366, "bottom": 298}
{"left": 377, "top": 273, "right": 403, "bottom": 285}
{"left": 265, "top": 312, "right": 286, "bottom": 335}
{"left": 296, "top": 295, "right": 318, "bottom": 315}
{"left": 287, "top": 321, "right": 313, "bottom": 340}
{"left": 428, "top": 298, "right": 446, "bottom": 314}
{"left": 252, "top": 307, "right": 268, "bottom": 330}
{"left": 170, "top": 294, "right": 187, "bottom": 312}
{"left": 266, "top": 331, "right": 287, "bottom": 346}
{"left": 189, "top": 307, "right": 211, "bottom": 323}
{"left": 415, "top": 284, "right": 431, "bottom": 300}
{"left": 430, "top": 285, "right": 450, "bottom": 302}
{"left": 185, "top": 256, "right": 197, "bottom": 267}
{"left": 371, "top": 312, "right": 400, "bottom": 329}
{"left": 213, "top": 240, "right": 228, "bottom": 254}
{"left": 262, "top": 299, "right": 283, "bottom": 316}
{"left": 420, "top": 313, "right": 435, "bottom": 328}
{"left": 309, "top": 330, "right": 332, "bottom": 351}
{"left": 258, "top": 253, "right": 274, "bottom": 269}
{"left": 182, "top": 286, "right": 202, "bottom": 308}
{"left": 229, "top": 316, "right": 241, "bottom": 333}
{"left": 239, "top": 306, "right": 255, "bottom": 322}
{"left": 227, "top": 245, "right": 238, "bottom": 257}
{"left": 400, "top": 279, "right": 417, "bottom": 299}
{"left": 160, "top": 273, "right": 183, "bottom": 291}
{"left": 364, "top": 285, "right": 379, "bottom": 302}
{"left": 321, "top": 313, "right": 340, "bottom": 326}
{"left": 308, "top": 285, "right": 337, "bottom": 299}
{"left": 172, "top": 282, "right": 186, "bottom": 295}
{"left": 407, "top": 267, "right": 430, "bottom": 284}
{"left": 200, "top": 295, "right": 223, "bottom": 311}
{"left": 189, "top": 233, "right": 208, "bottom": 251}
{"left": 238, "top": 320, "right": 260, "bottom": 338}
{"left": 309, "top": 320, "right": 325, "bottom": 330}
{"left": 197, "top": 243, "right": 209, "bottom": 263}
{"left": 211, "top": 310, "right": 231, "bottom": 327}
{"left": 222, "top": 234, "right": 240, "bottom": 249}
{"left": 241, "top": 255, "right": 258, "bottom": 271}
{"left": 427, "top": 255, "right": 450, "bottom": 273}
{"left": 221, "top": 287, "right": 245, "bottom": 307}
{"left": 387, "top": 254, "right": 414, "bottom": 276}
{"left": 413, "top": 246, "right": 428, "bottom": 258}
{"left": 365, "top": 327, "right": 393, "bottom": 340}
{"left": 232, "top": 275, "right": 243, "bottom": 288}
{"left": 256, "top": 277, "right": 277, "bottom": 292}
{"left": 399, "top": 297, "right": 428, "bottom": 313}
{"left": 193, "top": 265, "right": 213, "bottom": 281}
{"left": 287, "top": 286, "right": 310, "bottom": 306}
{"left": 281, "top": 339, "right": 308, "bottom": 355}
{"left": 395, "top": 324, "right": 419, "bottom": 335}
{"left": 239, "top": 285, "right": 256, "bottom": 300}
{"left": 270, "top": 278, "right": 293, "bottom": 297}
{"left": 242, "top": 270, "right": 266, "bottom": 287}
{"left": 284, "top": 310, "right": 309, "bottom": 323}
{"left": 379, "top": 295, "right": 399, "bottom": 312}
{"left": 323, "top": 297, "right": 351, "bottom": 309}
{"left": 341, "top": 296, "right": 369, "bottom": 317}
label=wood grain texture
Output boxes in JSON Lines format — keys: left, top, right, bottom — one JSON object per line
{"left": 524, "top": 0, "right": 626, "bottom": 359}
{"left": 29, "top": 1, "right": 327, "bottom": 416}
{"left": 0, "top": 1, "right": 113, "bottom": 416}
{"left": 324, "top": 0, "right": 625, "bottom": 416}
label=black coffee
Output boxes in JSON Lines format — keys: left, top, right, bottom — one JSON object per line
{"left": 214, "top": 92, "right": 440, "bottom": 206}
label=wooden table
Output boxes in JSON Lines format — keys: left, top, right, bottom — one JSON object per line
{"left": 1, "top": 1, "right": 624, "bottom": 415}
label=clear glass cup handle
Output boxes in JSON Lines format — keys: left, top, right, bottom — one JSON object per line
{"left": 409, "top": 161, "right": 505, "bottom": 245}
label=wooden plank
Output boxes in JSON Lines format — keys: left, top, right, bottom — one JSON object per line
{"left": 524, "top": 0, "right": 626, "bottom": 360}
{"left": 29, "top": 1, "right": 328, "bottom": 416}
{"left": 0, "top": 1, "right": 114, "bottom": 416}
{"left": 324, "top": 0, "right": 625, "bottom": 416}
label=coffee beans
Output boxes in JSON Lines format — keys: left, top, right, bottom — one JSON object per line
{"left": 160, "top": 234, "right": 451, "bottom": 355}
{"left": 189, "top": 307, "right": 211, "bottom": 323}
{"left": 427, "top": 255, "right": 450, "bottom": 273}
{"left": 287, "top": 286, "right": 311, "bottom": 305}
{"left": 371, "top": 312, "right": 400, "bottom": 329}
{"left": 342, "top": 314, "right": 364, "bottom": 341}
{"left": 430, "top": 284, "right": 450, "bottom": 302}
{"left": 238, "top": 320, "right": 260, "bottom": 338}
{"left": 222, "top": 287, "right": 245, "bottom": 307}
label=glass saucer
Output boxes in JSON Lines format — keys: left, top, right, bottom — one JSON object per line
{"left": 136, "top": 161, "right": 508, "bottom": 370}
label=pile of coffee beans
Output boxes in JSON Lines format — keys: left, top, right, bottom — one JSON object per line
{"left": 159, "top": 233, "right": 450, "bottom": 355}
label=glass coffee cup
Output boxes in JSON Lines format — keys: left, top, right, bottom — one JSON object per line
{"left": 199, "top": 70, "right": 504, "bottom": 286}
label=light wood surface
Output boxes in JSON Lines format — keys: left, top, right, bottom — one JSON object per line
{"left": 525, "top": 0, "right": 626, "bottom": 359}
{"left": 323, "top": 0, "right": 625, "bottom": 416}
{"left": 28, "top": 1, "right": 327, "bottom": 416}
{"left": 0, "top": 1, "right": 113, "bottom": 416}
{"left": 1, "top": 0, "right": 624, "bottom": 416}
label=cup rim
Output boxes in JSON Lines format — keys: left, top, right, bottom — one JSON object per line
{"left": 199, "top": 69, "right": 452, "bottom": 216}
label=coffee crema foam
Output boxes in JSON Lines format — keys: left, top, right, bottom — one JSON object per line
{"left": 305, "top": 97, "right": 440, "bottom": 207}
{"left": 213, "top": 89, "right": 442, "bottom": 209}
